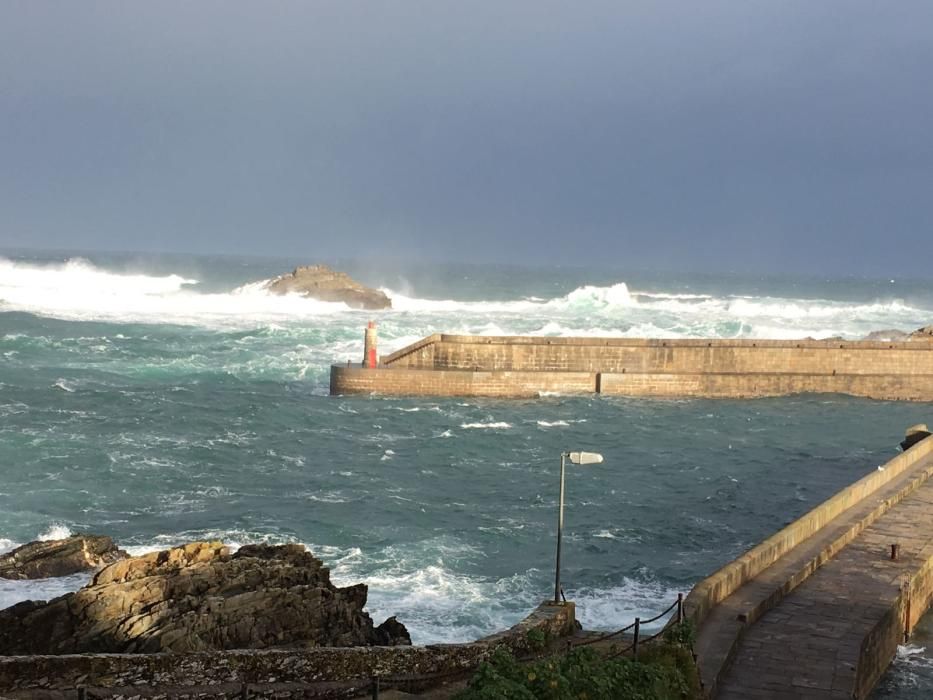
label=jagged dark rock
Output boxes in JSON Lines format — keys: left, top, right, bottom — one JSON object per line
{"left": 374, "top": 616, "right": 413, "bottom": 646}
{"left": 0, "top": 541, "right": 410, "bottom": 654}
{"left": 0, "top": 535, "right": 126, "bottom": 580}
{"left": 910, "top": 325, "right": 933, "bottom": 340}
{"left": 265, "top": 264, "right": 391, "bottom": 310}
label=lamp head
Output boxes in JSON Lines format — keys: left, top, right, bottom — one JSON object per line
{"left": 567, "top": 451, "right": 603, "bottom": 465}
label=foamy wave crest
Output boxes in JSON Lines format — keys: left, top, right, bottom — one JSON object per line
{"left": 1, "top": 257, "right": 195, "bottom": 295}
{"left": 0, "top": 572, "right": 92, "bottom": 611}
{"left": 561, "top": 282, "right": 635, "bottom": 309}
{"left": 0, "top": 258, "right": 356, "bottom": 327}
{"left": 725, "top": 297, "right": 918, "bottom": 320}
{"left": 568, "top": 577, "right": 685, "bottom": 632}
{"left": 460, "top": 421, "right": 512, "bottom": 430}
{"left": 876, "top": 643, "right": 933, "bottom": 693}
{"left": 327, "top": 537, "right": 542, "bottom": 644}
{"left": 350, "top": 565, "right": 538, "bottom": 643}
{"left": 38, "top": 524, "right": 73, "bottom": 541}
{"left": 5, "top": 258, "right": 929, "bottom": 339}
{"left": 383, "top": 291, "right": 538, "bottom": 314}
{"left": 383, "top": 282, "right": 635, "bottom": 315}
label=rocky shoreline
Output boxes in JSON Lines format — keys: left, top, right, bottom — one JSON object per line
{"left": 0, "top": 535, "right": 579, "bottom": 699}
{"left": 0, "top": 534, "right": 125, "bottom": 580}
{"left": 0, "top": 536, "right": 410, "bottom": 655}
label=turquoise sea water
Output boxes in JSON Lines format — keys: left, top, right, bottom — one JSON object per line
{"left": 2, "top": 250, "right": 933, "bottom": 694}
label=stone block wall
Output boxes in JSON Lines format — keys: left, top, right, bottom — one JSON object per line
{"left": 331, "top": 334, "right": 933, "bottom": 400}
{"left": 331, "top": 365, "right": 596, "bottom": 398}
{"left": 683, "top": 436, "right": 933, "bottom": 629}
{"left": 394, "top": 335, "right": 933, "bottom": 376}
{"left": 0, "top": 602, "right": 576, "bottom": 697}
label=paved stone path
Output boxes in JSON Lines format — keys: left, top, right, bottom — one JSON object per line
{"left": 710, "top": 456, "right": 933, "bottom": 699}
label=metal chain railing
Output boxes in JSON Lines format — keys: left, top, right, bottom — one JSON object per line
{"left": 570, "top": 593, "right": 683, "bottom": 649}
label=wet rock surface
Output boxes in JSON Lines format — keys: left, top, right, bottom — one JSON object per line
{"left": 0, "top": 535, "right": 126, "bottom": 580}
{"left": 0, "top": 542, "right": 410, "bottom": 654}
{"left": 265, "top": 264, "right": 391, "bottom": 310}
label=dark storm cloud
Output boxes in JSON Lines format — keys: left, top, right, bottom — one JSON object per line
{"left": 1, "top": 1, "right": 932, "bottom": 274}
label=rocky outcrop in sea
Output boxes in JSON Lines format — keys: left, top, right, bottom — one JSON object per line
{"left": 265, "top": 264, "right": 391, "bottom": 310}
{"left": 0, "top": 541, "right": 410, "bottom": 654}
{"left": 0, "top": 534, "right": 126, "bottom": 580}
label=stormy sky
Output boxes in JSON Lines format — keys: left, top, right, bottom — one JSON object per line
{"left": 1, "top": 2, "right": 932, "bottom": 275}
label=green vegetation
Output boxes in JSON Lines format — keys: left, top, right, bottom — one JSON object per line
{"left": 457, "top": 623, "right": 700, "bottom": 700}
{"left": 525, "top": 628, "right": 548, "bottom": 652}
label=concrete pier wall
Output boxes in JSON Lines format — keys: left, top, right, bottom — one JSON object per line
{"left": 685, "top": 436, "right": 933, "bottom": 631}
{"left": 331, "top": 334, "right": 933, "bottom": 400}
{"left": 685, "top": 434, "right": 933, "bottom": 699}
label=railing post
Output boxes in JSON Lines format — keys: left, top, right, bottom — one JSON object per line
{"left": 633, "top": 617, "right": 640, "bottom": 660}
{"left": 77, "top": 688, "right": 87, "bottom": 700}
{"left": 371, "top": 674, "right": 380, "bottom": 700}
{"left": 240, "top": 682, "right": 249, "bottom": 699}
{"left": 677, "top": 593, "right": 684, "bottom": 624}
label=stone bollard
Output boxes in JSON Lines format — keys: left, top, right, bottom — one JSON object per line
{"left": 901, "top": 424, "right": 932, "bottom": 451}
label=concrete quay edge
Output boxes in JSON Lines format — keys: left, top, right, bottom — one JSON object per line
{"left": 688, "top": 436, "right": 933, "bottom": 698}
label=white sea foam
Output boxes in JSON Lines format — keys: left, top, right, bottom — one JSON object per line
{"left": 306, "top": 492, "right": 350, "bottom": 503}
{"left": 0, "top": 257, "right": 353, "bottom": 327}
{"left": 536, "top": 420, "right": 569, "bottom": 427}
{"left": 460, "top": 421, "right": 512, "bottom": 429}
{"left": 38, "top": 524, "right": 73, "bottom": 541}
{"left": 53, "top": 379, "right": 76, "bottom": 393}
{"left": 879, "top": 643, "right": 933, "bottom": 691}
{"left": 568, "top": 577, "right": 686, "bottom": 632}
{"left": 0, "top": 525, "right": 685, "bottom": 647}
{"left": 0, "top": 572, "right": 92, "bottom": 611}
{"left": 4, "top": 256, "right": 930, "bottom": 341}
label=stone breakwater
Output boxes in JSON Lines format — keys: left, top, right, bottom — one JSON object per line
{"left": 331, "top": 333, "right": 933, "bottom": 400}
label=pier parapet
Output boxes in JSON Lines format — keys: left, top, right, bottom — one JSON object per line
{"left": 686, "top": 429, "right": 933, "bottom": 698}
{"left": 331, "top": 332, "right": 933, "bottom": 400}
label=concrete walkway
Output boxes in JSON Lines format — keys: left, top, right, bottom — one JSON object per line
{"left": 700, "top": 450, "right": 933, "bottom": 699}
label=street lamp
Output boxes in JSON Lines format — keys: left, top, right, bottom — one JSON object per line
{"left": 554, "top": 450, "right": 604, "bottom": 604}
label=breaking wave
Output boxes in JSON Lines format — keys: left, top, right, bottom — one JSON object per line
{"left": 0, "top": 257, "right": 352, "bottom": 327}
{"left": 2, "top": 257, "right": 931, "bottom": 339}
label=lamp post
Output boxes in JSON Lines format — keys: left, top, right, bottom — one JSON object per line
{"left": 554, "top": 450, "right": 604, "bottom": 604}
